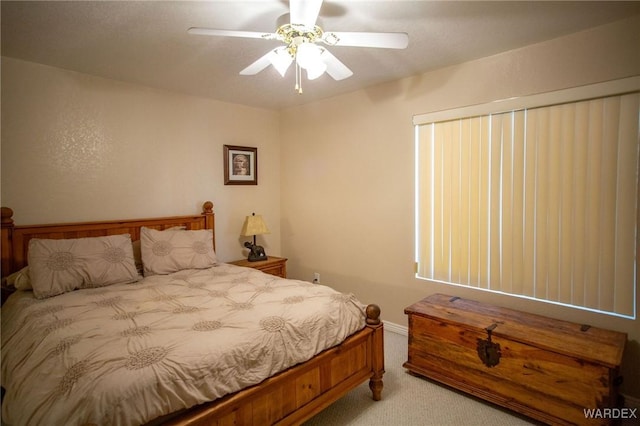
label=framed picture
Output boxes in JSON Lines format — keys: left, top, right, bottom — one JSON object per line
{"left": 224, "top": 145, "right": 258, "bottom": 185}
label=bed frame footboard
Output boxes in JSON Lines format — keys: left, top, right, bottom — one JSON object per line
{"left": 164, "top": 304, "right": 385, "bottom": 426}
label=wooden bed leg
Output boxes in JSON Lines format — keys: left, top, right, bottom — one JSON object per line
{"left": 365, "top": 304, "right": 385, "bottom": 401}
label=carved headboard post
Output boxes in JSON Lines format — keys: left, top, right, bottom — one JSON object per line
{"left": 1, "top": 207, "right": 15, "bottom": 277}
{"left": 202, "top": 201, "right": 215, "bottom": 250}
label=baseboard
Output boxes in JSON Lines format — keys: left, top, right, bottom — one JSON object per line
{"left": 383, "top": 321, "right": 408, "bottom": 336}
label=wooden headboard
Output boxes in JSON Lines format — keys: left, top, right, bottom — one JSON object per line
{"left": 0, "top": 201, "right": 215, "bottom": 278}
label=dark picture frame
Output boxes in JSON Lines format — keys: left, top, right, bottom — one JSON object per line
{"left": 224, "top": 145, "right": 258, "bottom": 185}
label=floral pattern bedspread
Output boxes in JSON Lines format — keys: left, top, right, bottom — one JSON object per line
{"left": 1, "top": 263, "right": 366, "bottom": 425}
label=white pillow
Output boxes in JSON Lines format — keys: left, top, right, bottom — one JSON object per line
{"left": 140, "top": 227, "right": 217, "bottom": 276}
{"left": 28, "top": 234, "right": 139, "bottom": 299}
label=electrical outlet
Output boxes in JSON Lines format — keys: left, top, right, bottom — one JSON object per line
{"left": 313, "top": 272, "right": 320, "bottom": 284}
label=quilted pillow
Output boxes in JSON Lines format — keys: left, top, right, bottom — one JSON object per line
{"left": 140, "top": 227, "right": 217, "bottom": 276}
{"left": 28, "top": 234, "right": 139, "bottom": 299}
{"left": 132, "top": 226, "right": 186, "bottom": 273}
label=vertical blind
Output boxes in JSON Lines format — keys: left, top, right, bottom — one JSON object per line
{"left": 415, "top": 91, "right": 639, "bottom": 317}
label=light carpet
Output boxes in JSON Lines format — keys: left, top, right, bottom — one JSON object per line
{"left": 303, "top": 329, "right": 540, "bottom": 426}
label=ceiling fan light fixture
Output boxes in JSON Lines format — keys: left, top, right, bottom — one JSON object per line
{"left": 268, "top": 48, "right": 293, "bottom": 77}
{"left": 306, "top": 61, "right": 327, "bottom": 80}
{"left": 296, "top": 42, "right": 322, "bottom": 70}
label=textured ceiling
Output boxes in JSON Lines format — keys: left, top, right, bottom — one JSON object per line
{"left": 2, "top": 1, "right": 639, "bottom": 110}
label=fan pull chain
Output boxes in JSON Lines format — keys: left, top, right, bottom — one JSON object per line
{"left": 295, "top": 62, "right": 303, "bottom": 94}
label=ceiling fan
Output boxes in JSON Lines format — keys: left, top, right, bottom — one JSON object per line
{"left": 188, "top": 0, "right": 409, "bottom": 94}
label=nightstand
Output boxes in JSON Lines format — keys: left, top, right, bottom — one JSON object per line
{"left": 229, "top": 256, "right": 287, "bottom": 278}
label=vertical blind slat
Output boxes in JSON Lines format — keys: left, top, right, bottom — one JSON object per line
{"left": 558, "top": 104, "right": 575, "bottom": 306}
{"left": 469, "top": 117, "right": 482, "bottom": 288}
{"left": 489, "top": 115, "right": 502, "bottom": 291}
{"left": 480, "top": 116, "right": 492, "bottom": 289}
{"left": 523, "top": 110, "right": 537, "bottom": 298}
{"left": 571, "top": 102, "right": 589, "bottom": 309}
{"left": 417, "top": 125, "right": 433, "bottom": 278}
{"left": 534, "top": 108, "right": 549, "bottom": 301}
{"left": 512, "top": 110, "right": 526, "bottom": 297}
{"left": 585, "top": 100, "right": 603, "bottom": 311}
{"left": 547, "top": 105, "right": 562, "bottom": 303}
{"left": 599, "top": 97, "right": 621, "bottom": 312}
{"left": 501, "top": 112, "right": 514, "bottom": 294}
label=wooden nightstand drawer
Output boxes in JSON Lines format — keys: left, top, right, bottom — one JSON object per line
{"left": 229, "top": 256, "right": 287, "bottom": 278}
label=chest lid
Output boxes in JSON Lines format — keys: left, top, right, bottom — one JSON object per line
{"left": 405, "top": 293, "right": 627, "bottom": 368}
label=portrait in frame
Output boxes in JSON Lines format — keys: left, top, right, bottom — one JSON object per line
{"left": 224, "top": 145, "right": 257, "bottom": 185}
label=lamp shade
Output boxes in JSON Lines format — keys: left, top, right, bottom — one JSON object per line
{"left": 241, "top": 214, "right": 270, "bottom": 237}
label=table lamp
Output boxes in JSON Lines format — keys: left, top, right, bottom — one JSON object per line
{"left": 240, "top": 213, "right": 270, "bottom": 261}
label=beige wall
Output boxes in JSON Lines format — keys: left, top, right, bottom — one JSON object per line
{"left": 1, "top": 57, "right": 282, "bottom": 262}
{"left": 280, "top": 15, "right": 640, "bottom": 398}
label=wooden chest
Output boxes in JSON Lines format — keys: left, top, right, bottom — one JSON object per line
{"left": 404, "top": 294, "right": 627, "bottom": 425}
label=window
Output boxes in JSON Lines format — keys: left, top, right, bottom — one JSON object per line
{"left": 414, "top": 78, "right": 639, "bottom": 318}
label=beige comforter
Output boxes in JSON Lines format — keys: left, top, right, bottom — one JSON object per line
{"left": 1, "top": 263, "right": 366, "bottom": 426}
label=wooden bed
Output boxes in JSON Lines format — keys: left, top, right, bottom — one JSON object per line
{"left": 0, "top": 201, "right": 385, "bottom": 426}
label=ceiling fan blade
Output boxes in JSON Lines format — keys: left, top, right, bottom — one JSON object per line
{"left": 290, "top": 0, "right": 323, "bottom": 28}
{"left": 188, "top": 27, "right": 276, "bottom": 40}
{"left": 239, "top": 50, "right": 275, "bottom": 75}
{"left": 319, "top": 49, "right": 353, "bottom": 81}
{"left": 239, "top": 48, "right": 293, "bottom": 76}
{"left": 323, "top": 31, "right": 409, "bottom": 49}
